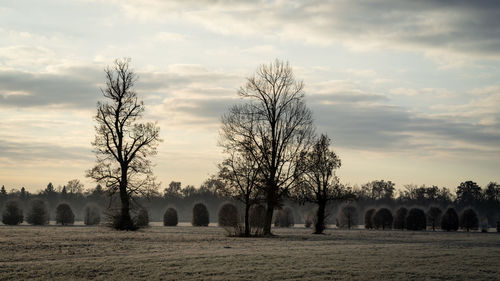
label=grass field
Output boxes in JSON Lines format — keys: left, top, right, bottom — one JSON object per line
{"left": 0, "top": 224, "right": 499, "bottom": 280}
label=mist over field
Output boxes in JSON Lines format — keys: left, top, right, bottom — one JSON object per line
{"left": 1, "top": 0, "right": 500, "bottom": 280}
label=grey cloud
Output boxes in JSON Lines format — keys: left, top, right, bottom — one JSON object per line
{"left": 0, "top": 139, "right": 92, "bottom": 162}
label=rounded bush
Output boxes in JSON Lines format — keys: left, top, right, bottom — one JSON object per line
{"left": 249, "top": 204, "right": 266, "bottom": 229}
{"left": 26, "top": 199, "right": 49, "bottom": 225}
{"left": 192, "top": 203, "right": 209, "bottom": 226}
{"left": 426, "top": 206, "right": 442, "bottom": 231}
{"left": 303, "top": 211, "right": 314, "bottom": 228}
{"left": 218, "top": 202, "right": 239, "bottom": 227}
{"left": 83, "top": 204, "right": 101, "bottom": 225}
{"left": 406, "top": 208, "right": 426, "bottom": 231}
{"left": 2, "top": 200, "right": 23, "bottom": 225}
{"left": 55, "top": 203, "right": 75, "bottom": 225}
{"left": 373, "top": 208, "right": 393, "bottom": 230}
{"left": 134, "top": 208, "right": 149, "bottom": 227}
{"left": 460, "top": 208, "right": 479, "bottom": 232}
{"left": 393, "top": 207, "right": 408, "bottom": 230}
{"left": 364, "top": 209, "right": 375, "bottom": 229}
{"left": 337, "top": 205, "right": 358, "bottom": 229}
{"left": 274, "top": 206, "right": 294, "bottom": 227}
{"left": 441, "top": 207, "right": 459, "bottom": 231}
{"left": 163, "top": 207, "right": 178, "bottom": 226}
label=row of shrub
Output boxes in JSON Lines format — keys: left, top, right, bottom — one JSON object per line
{"left": 364, "top": 206, "right": 483, "bottom": 232}
{"left": 1, "top": 199, "right": 101, "bottom": 226}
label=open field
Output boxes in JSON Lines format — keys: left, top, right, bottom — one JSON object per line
{"left": 0, "top": 224, "right": 499, "bottom": 280}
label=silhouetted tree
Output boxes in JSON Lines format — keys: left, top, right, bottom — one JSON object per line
{"left": 83, "top": 203, "right": 101, "bottom": 225}
{"left": 426, "top": 206, "right": 442, "bottom": 231}
{"left": 484, "top": 182, "right": 500, "bottom": 202}
{"left": 294, "top": 134, "right": 347, "bottom": 234}
{"left": 364, "top": 208, "right": 375, "bottom": 229}
{"left": 456, "top": 181, "right": 482, "bottom": 205}
{"left": 362, "top": 180, "right": 395, "bottom": 200}
{"left": 373, "top": 208, "right": 393, "bottom": 230}
{"left": 337, "top": 204, "right": 358, "bottom": 229}
{"left": 26, "top": 199, "right": 49, "bottom": 225}
{"left": 218, "top": 202, "right": 239, "bottom": 227}
{"left": 164, "top": 181, "right": 182, "bottom": 198}
{"left": 19, "top": 187, "right": 27, "bottom": 201}
{"left": 192, "top": 203, "right": 209, "bottom": 226}
{"left": 87, "top": 59, "right": 161, "bottom": 230}
{"left": 163, "top": 207, "right": 178, "bottom": 226}
{"left": 393, "top": 207, "right": 408, "bottom": 230}
{"left": 55, "top": 203, "right": 75, "bottom": 225}
{"left": 460, "top": 208, "right": 479, "bottom": 232}
{"left": 274, "top": 206, "right": 295, "bottom": 227}
{"left": 66, "top": 179, "right": 84, "bottom": 195}
{"left": 441, "top": 207, "right": 459, "bottom": 231}
{"left": 218, "top": 149, "right": 262, "bottom": 236}
{"left": 181, "top": 185, "right": 196, "bottom": 198}
{"left": 2, "top": 200, "right": 23, "bottom": 225}
{"left": 220, "top": 59, "right": 314, "bottom": 235}
{"left": 406, "top": 208, "right": 426, "bottom": 231}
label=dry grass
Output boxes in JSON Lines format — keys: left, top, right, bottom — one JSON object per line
{"left": 0, "top": 224, "right": 499, "bottom": 280}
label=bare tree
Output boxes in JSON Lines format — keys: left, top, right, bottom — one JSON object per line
{"left": 220, "top": 59, "right": 314, "bottom": 235}
{"left": 217, "top": 150, "right": 262, "bottom": 236}
{"left": 87, "top": 59, "right": 161, "bottom": 230}
{"left": 294, "top": 134, "right": 347, "bottom": 234}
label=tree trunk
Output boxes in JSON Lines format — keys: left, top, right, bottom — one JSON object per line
{"left": 244, "top": 203, "right": 250, "bottom": 237}
{"left": 118, "top": 169, "right": 134, "bottom": 230}
{"left": 314, "top": 202, "right": 326, "bottom": 234}
{"left": 263, "top": 202, "right": 274, "bottom": 235}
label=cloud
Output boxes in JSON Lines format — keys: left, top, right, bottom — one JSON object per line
{"left": 110, "top": 0, "right": 500, "bottom": 63}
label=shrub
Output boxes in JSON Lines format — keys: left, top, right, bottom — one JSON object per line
{"left": 249, "top": 204, "right": 266, "bottom": 235}
{"left": 373, "top": 208, "right": 393, "bottom": 230}
{"left": 393, "top": 207, "right": 408, "bottom": 230}
{"left": 55, "top": 203, "right": 75, "bottom": 225}
{"left": 406, "top": 208, "right": 426, "bottom": 231}
{"left": 497, "top": 220, "right": 500, "bottom": 233}
{"left": 460, "top": 208, "right": 479, "bottom": 232}
{"left": 83, "top": 204, "right": 101, "bottom": 225}
{"left": 163, "top": 207, "right": 178, "bottom": 226}
{"left": 441, "top": 207, "right": 459, "bottom": 231}
{"left": 26, "top": 199, "right": 49, "bottom": 225}
{"left": 364, "top": 208, "right": 375, "bottom": 229}
{"left": 218, "top": 202, "right": 239, "bottom": 227}
{"left": 303, "top": 211, "right": 314, "bottom": 228}
{"left": 2, "top": 200, "right": 23, "bottom": 225}
{"left": 134, "top": 208, "right": 149, "bottom": 228}
{"left": 337, "top": 205, "right": 358, "bottom": 229}
{"left": 274, "top": 206, "right": 294, "bottom": 227}
{"left": 104, "top": 208, "right": 138, "bottom": 230}
{"left": 426, "top": 206, "right": 442, "bottom": 231}
{"left": 192, "top": 203, "right": 209, "bottom": 226}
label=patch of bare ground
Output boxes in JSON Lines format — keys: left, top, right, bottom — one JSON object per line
{"left": 0, "top": 225, "right": 499, "bottom": 280}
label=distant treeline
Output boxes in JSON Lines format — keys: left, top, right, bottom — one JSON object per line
{"left": 1, "top": 179, "right": 499, "bottom": 226}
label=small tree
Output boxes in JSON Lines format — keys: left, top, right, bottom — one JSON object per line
{"left": 274, "top": 206, "right": 295, "bottom": 227}
{"left": 26, "top": 199, "right": 49, "bottom": 225}
{"left": 338, "top": 205, "right": 358, "bottom": 229}
{"left": 460, "top": 208, "right": 479, "bottom": 232}
{"left": 163, "top": 207, "right": 178, "bottom": 226}
{"left": 364, "top": 208, "right": 375, "bottom": 229}
{"left": 192, "top": 203, "right": 209, "bottom": 226}
{"left": 441, "top": 207, "right": 459, "bottom": 231}
{"left": 426, "top": 206, "right": 442, "bottom": 231}
{"left": 373, "top": 208, "right": 393, "bottom": 230}
{"left": 2, "top": 200, "right": 23, "bottom": 225}
{"left": 55, "top": 203, "right": 75, "bottom": 225}
{"left": 393, "top": 207, "right": 408, "bottom": 230}
{"left": 218, "top": 202, "right": 239, "bottom": 227}
{"left": 84, "top": 204, "right": 101, "bottom": 225}
{"left": 406, "top": 208, "right": 426, "bottom": 231}
{"left": 134, "top": 208, "right": 149, "bottom": 227}
{"left": 249, "top": 204, "right": 266, "bottom": 235}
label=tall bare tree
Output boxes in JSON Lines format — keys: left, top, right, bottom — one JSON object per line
{"left": 294, "top": 134, "right": 347, "bottom": 234}
{"left": 220, "top": 59, "right": 314, "bottom": 235}
{"left": 218, "top": 150, "right": 262, "bottom": 236}
{"left": 87, "top": 59, "right": 161, "bottom": 230}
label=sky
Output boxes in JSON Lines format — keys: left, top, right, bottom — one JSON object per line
{"left": 1, "top": 0, "right": 499, "bottom": 193}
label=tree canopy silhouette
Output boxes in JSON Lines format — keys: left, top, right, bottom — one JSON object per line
{"left": 87, "top": 58, "right": 161, "bottom": 230}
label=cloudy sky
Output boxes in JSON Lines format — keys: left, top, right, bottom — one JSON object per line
{"left": 1, "top": 0, "right": 499, "bottom": 193}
